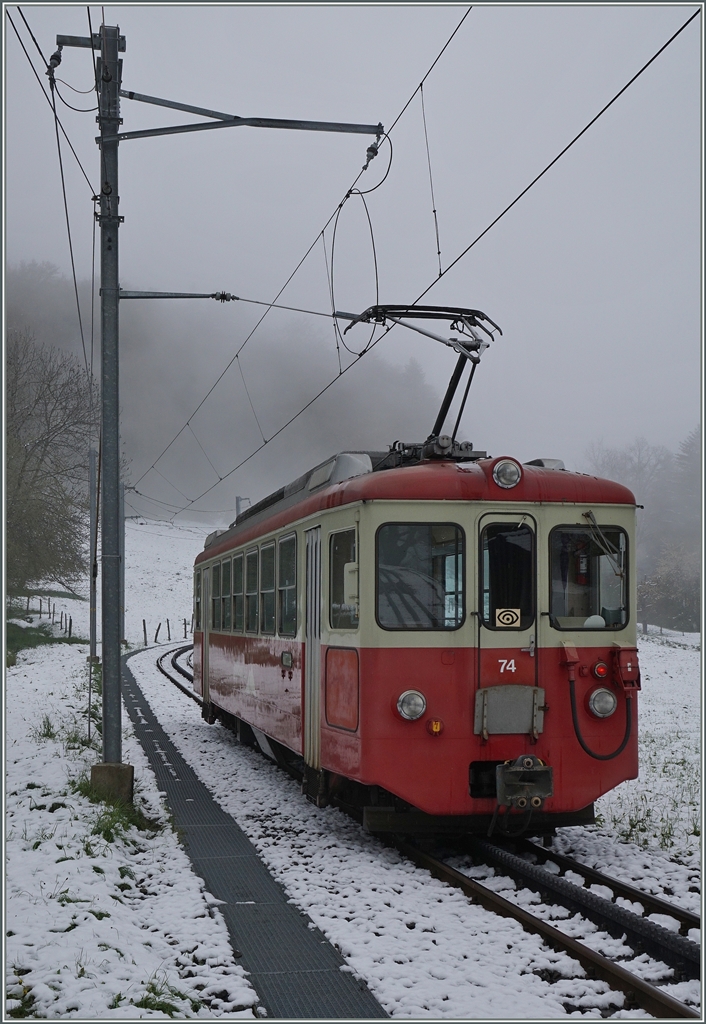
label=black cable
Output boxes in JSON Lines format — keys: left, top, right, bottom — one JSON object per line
{"left": 569, "top": 678, "right": 633, "bottom": 761}
{"left": 386, "top": 7, "right": 473, "bottom": 136}
{"left": 131, "top": 13, "right": 469, "bottom": 494}
{"left": 53, "top": 81, "right": 98, "bottom": 113}
{"left": 55, "top": 76, "right": 96, "bottom": 94}
{"left": 410, "top": 7, "right": 702, "bottom": 308}
{"left": 7, "top": 10, "right": 96, "bottom": 194}
{"left": 16, "top": 5, "right": 46, "bottom": 62}
{"left": 330, "top": 189, "right": 380, "bottom": 357}
{"left": 48, "top": 69, "right": 91, "bottom": 377}
{"left": 355, "top": 133, "right": 394, "bottom": 196}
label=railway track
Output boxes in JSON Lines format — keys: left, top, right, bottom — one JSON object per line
{"left": 153, "top": 645, "right": 700, "bottom": 1019}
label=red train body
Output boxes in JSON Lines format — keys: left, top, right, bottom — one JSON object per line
{"left": 193, "top": 451, "right": 640, "bottom": 835}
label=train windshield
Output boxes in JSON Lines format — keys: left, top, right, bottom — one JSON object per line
{"left": 550, "top": 526, "right": 627, "bottom": 629}
{"left": 376, "top": 523, "right": 464, "bottom": 630}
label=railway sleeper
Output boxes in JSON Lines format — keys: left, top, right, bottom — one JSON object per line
{"left": 466, "top": 838, "right": 700, "bottom": 981}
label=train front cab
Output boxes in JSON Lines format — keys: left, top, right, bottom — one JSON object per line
{"left": 319, "top": 496, "right": 639, "bottom": 833}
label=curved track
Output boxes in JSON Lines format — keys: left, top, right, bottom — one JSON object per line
{"left": 155, "top": 646, "right": 700, "bottom": 1019}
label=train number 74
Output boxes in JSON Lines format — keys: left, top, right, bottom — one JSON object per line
{"left": 498, "top": 659, "right": 517, "bottom": 673}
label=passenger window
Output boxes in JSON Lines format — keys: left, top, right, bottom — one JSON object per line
{"left": 211, "top": 562, "right": 221, "bottom": 630}
{"left": 480, "top": 522, "right": 534, "bottom": 630}
{"left": 550, "top": 526, "right": 627, "bottom": 629}
{"left": 377, "top": 523, "right": 464, "bottom": 630}
{"left": 221, "top": 559, "right": 231, "bottom": 630}
{"left": 245, "top": 550, "right": 258, "bottom": 632}
{"left": 278, "top": 535, "right": 297, "bottom": 636}
{"left": 232, "top": 553, "right": 244, "bottom": 632}
{"left": 260, "top": 543, "right": 276, "bottom": 634}
{"left": 194, "top": 569, "right": 201, "bottom": 631}
{"left": 330, "top": 530, "right": 359, "bottom": 630}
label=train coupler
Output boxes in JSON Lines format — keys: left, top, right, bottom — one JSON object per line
{"left": 496, "top": 754, "right": 553, "bottom": 812}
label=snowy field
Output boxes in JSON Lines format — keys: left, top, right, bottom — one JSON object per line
{"left": 4, "top": 519, "right": 702, "bottom": 1019}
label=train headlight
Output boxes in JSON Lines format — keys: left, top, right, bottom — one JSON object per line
{"left": 493, "top": 460, "right": 522, "bottom": 488}
{"left": 397, "top": 690, "right": 427, "bottom": 721}
{"left": 588, "top": 688, "right": 618, "bottom": 718}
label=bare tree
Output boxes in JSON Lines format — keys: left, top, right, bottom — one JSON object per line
{"left": 6, "top": 330, "right": 99, "bottom": 592}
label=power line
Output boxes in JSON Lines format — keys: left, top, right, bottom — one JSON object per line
{"left": 132, "top": 8, "right": 474, "bottom": 493}
{"left": 159, "top": 6, "right": 698, "bottom": 519}
{"left": 7, "top": 10, "right": 96, "bottom": 194}
{"left": 411, "top": 6, "right": 702, "bottom": 306}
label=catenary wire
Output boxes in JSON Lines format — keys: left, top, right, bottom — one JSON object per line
{"left": 409, "top": 6, "right": 702, "bottom": 308}
{"left": 321, "top": 231, "right": 343, "bottom": 373}
{"left": 130, "top": 11, "right": 471, "bottom": 493}
{"left": 7, "top": 10, "right": 96, "bottom": 194}
{"left": 157, "top": 8, "right": 698, "bottom": 519}
{"left": 420, "top": 83, "right": 442, "bottom": 277}
{"left": 48, "top": 66, "right": 91, "bottom": 376}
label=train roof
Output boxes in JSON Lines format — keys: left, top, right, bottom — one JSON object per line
{"left": 198, "top": 450, "right": 636, "bottom": 561}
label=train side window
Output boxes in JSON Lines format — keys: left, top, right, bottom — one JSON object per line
{"left": 278, "top": 534, "right": 297, "bottom": 636}
{"left": 194, "top": 568, "right": 201, "bottom": 631}
{"left": 377, "top": 523, "right": 464, "bottom": 630}
{"left": 211, "top": 562, "right": 221, "bottom": 630}
{"left": 479, "top": 522, "right": 534, "bottom": 630}
{"left": 549, "top": 526, "right": 627, "bottom": 630}
{"left": 221, "top": 558, "right": 232, "bottom": 631}
{"left": 232, "top": 553, "right": 244, "bottom": 632}
{"left": 260, "top": 542, "right": 276, "bottom": 634}
{"left": 330, "top": 529, "right": 359, "bottom": 630}
{"left": 245, "top": 550, "right": 259, "bottom": 633}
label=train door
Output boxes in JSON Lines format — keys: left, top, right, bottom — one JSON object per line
{"left": 476, "top": 513, "right": 539, "bottom": 737}
{"left": 202, "top": 567, "right": 210, "bottom": 705}
{"left": 304, "top": 526, "right": 322, "bottom": 768}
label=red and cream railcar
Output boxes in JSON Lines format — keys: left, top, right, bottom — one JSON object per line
{"left": 193, "top": 449, "right": 640, "bottom": 835}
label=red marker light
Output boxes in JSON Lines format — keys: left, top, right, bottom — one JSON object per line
{"left": 593, "top": 661, "right": 609, "bottom": 680}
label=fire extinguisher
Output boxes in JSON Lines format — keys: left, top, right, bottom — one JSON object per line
{"left": 576, "top": 550, "right": 588, "bottom": 585}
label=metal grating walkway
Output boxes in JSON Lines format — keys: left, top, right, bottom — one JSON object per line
{"left": 121, "top": 653, "right": 387, "bottom": 1019}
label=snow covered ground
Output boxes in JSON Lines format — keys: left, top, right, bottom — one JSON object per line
{"left": 5, "top": 519, "right": 702, "bottom": 1018}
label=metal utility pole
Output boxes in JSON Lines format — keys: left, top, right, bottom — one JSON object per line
{"left": 97, "top": 25, "right": 126, "bottom": 773}
{"left": 119, "top": 481, "right": 126, "bottom": 645}
{"left": 89, "top": 447, "right": 98, "bottom": 664}
{"left": 57, "top": 21, "right": 381, "bottom": 804}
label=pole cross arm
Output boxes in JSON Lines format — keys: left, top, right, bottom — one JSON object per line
{"left": 119, "top": 290, "right": 238, "bottom": 300}
{"left": 98, "top": 113, "right": 384, "bottom": 145}
{"left": 57, "top": 33, "right": 126, "bottom": 50}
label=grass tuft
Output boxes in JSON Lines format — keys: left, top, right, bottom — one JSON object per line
{"left": 70, "top": 771, "right": 161, "bottom": 843}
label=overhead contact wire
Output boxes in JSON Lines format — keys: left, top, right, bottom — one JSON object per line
{"left": 410, "top": 6, "right": 702, "bottom": 307}
{"left": 131, "top": 8, "right": 476, "bottom": 505}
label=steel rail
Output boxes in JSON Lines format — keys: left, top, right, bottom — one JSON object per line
{"left": 512, "top": 837, "right": 700, "bottom": 934}
{"left": 153, "top": 651, "right": 699, "bottom": 1017}
{"left": 155, "top": 644, "right": 197, "bottom": 701}
{"left": 393, "top": 839, "right": 699, "bottom": 1020}
{"left": 465, "top": 837, "right": 699, "bottom": 981}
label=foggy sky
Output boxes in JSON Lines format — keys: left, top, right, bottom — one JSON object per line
{"left": 4, "top": 5, "right": 701, "bottom": 525}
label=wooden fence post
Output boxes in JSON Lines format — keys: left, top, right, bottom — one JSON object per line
{"left": 183, "top": 618, "right": 187, "bottom": 639}
{"left": 143, "top": 620, "right": 148, "bottom": 646}
{"left": 166, "top": 618, "right": 171, "bottom": 641}
{"left": 154, "top": 623, "right": 161, "bottom": 643}
{"left": 68, "top": 616, "right": 72, "bottom": 638}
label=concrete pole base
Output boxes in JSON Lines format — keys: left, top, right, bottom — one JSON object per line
{"left": 91, "top": 762, "right": 134, "bottom": 804}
